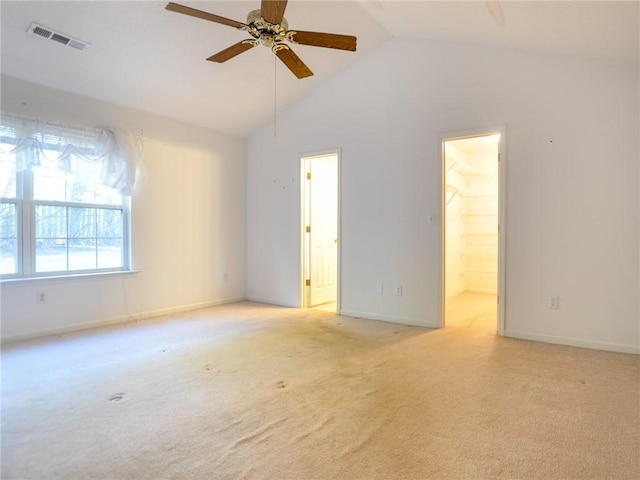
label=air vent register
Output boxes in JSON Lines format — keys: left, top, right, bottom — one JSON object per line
{"left": 28, "top": 22, "right": 89, "bottom": 51}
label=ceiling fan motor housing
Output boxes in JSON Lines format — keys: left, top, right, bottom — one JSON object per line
{"left": 245, "top": 9, "right": 289, "bottom": 48}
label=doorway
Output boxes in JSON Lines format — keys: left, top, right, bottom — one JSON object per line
{"left": 441, "top": 128, "right": 505, "bottom": 334}
{"left": 301, "top": 152, "right": 339, "bottom": 312}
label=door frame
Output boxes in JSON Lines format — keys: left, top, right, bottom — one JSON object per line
{"left": 439, "top": 126, "right": 506, "bottom": 335}
{"left": 300, "top": 149, "right": 341, "bottom": 311}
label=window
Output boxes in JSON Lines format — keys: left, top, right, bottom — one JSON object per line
{"left": 0, "top": 114, "right": 141, "bottom": 279}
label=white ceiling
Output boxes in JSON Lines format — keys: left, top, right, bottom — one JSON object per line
{"left": 1, "top": 1, "right": 638, "bottom": 138}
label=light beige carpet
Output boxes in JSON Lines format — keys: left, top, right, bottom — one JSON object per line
{"left": 2, "top": 295, "right": 639, "bottom": 480}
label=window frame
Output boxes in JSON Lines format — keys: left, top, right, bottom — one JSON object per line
{"left": 1, "top": 133, "right": 132, "bottom": 281}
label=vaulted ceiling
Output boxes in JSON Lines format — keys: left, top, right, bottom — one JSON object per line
{"left": 1, "top": 1, "right": 638, "bottom": 138}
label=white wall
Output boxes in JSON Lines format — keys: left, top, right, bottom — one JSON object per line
{"left": 247, "top": 38, "right": 639, "bottom": 353}
{"left": 1, "top": 75, "right": 247, "bottom": 341}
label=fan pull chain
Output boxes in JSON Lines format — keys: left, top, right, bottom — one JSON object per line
{"left": 273, "top": 54, "right": 277, "bottom": 137}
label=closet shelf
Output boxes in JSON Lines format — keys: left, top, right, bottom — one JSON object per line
{"left": 445, "top": 184, "right": 471, "bottom": 195}
{"left": 446, "top": 184, "right": 495, "bottom": 198}
{"left": 461, "top": 233, "right": 498, "bottom": 238}
{"left": 445, "top": 183, "right": 474, "bottom": 205}
{"left": 446, "top": 157, "right": 477, "bottom": 174}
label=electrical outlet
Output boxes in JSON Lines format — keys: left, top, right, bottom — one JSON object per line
{"left": 375, "top": 283, "right": 383, "bottom": 294}
{"left": 396, "top": 285, "right": 403, "bottom": 296}
{"left": 549, "top": 296, "right": 559, "bottom": 310}
{"left": 37, "top": 291, "right": 46, "bottom": 304}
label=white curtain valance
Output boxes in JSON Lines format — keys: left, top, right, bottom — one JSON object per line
{"left": 0, "top": 113, "right": 144, "bottom": 196}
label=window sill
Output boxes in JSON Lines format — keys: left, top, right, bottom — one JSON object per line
{"left": 0, "top": 270, "right": 140, "bottom": 287}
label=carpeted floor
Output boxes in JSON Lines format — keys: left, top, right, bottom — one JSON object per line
{"left": 2, "top": 295, "right": 639, "bottom": 479}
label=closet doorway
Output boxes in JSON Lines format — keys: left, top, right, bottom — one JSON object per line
{"left": 301, "top": 152, "right": 339, "bottom": 312}
{"left": 441, "top": 128, "right": 505, "bottom": 334}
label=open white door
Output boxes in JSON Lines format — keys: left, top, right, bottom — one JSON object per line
{"left": 302, "top": 153, "right": 339, "bottom": 309}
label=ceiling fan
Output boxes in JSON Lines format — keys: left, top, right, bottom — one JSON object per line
{"left": 165, "top": 0, "right": 357, "bottom": 79}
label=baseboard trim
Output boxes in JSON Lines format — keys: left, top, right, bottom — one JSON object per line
{"left": 245, "top": 296, "right": 300, "bottom": 308}
{"left": 1, "top": 296, "right": 247, "bottom": 344}
{"left": 340, "top": 309, "right": 438, "bottom": 328}
{"left": 505, "top": 329, "right": 640, "bottom": 355}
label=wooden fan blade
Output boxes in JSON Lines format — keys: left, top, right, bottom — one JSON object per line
{"left": 261, "top": 0, "right": 288, "bottom": 25}
{"left": 273, "top": 45, "right": 313, "bottom": 79}
{"left": 166, "top": 2, "right": 247, "bottom": 29}
{"left": 289, "top": 31, "right": 357, "bottom": 52}
{"left": 207, "top": 41, "right": 256, "bottom": 63}
{"left": 485, "top": 0, "right": 506, "bottom": 26}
